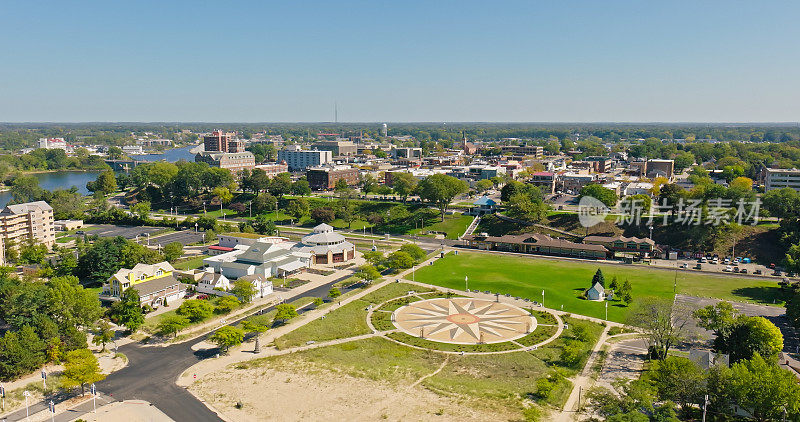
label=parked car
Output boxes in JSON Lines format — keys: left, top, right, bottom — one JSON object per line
{"left": 788, "top": 271, "right": 796, "bottom": 278}
{"left": 740, "top": 268, "right": 748, "bottom": 274}
{"left": 754, "top": 269, "right": 762, "bottom": 275}
{"left": 723, "top": 258, "right": 731, "bottom": 265}
{"left": 680, "top": 263, "right": 688, "bottom": 269}
{"left": 724, "top": 266, "right": 733, "bottom": 272}
{"left": 694, "top": 264, "right": 702, "bottom": 270}
{"left": 770, "top": 263, "right": 776, "bottom": 269}
{"left": 700, "top": 258, "right": 708, "bottom": 263}
{"left": 733, "top": 266, "right": 740, "bottom": 273}
{"left": 773, "top": 270, "right": 783, "bottom": 276}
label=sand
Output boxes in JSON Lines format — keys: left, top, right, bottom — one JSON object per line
{"left": 190, "top": 366, "right": 516, "bottom": 421}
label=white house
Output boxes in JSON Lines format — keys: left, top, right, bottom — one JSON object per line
{"left": 208, "top": 239, "right": 311, "bottom": 279}
{"left": 238, "top": 274, "right": 273, "bottom": 299}
{"left": 586, "top": 282, "right": 605, "bottom": 301}
{"left": 196, "top": 271, "right": 231, "bottom": 296}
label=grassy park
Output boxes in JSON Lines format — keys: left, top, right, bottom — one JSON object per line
{"left": 411, "top": 251, "right": 784, "bottom": 323}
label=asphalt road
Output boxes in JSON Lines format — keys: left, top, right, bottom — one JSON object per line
{"left": 5, "top": 274, "right": 355, "bottom": 422}
{"left": 149, "top": 230, "right": 205, "bottom": 247}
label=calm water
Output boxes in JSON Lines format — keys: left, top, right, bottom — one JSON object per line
{"left": 130, "top": 144, "right": 200, "bottom": 162}
{"left": 0, "top": 170, "right": 103, "bottom": 207}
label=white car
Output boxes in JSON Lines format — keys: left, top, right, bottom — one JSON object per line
{"left": 723, "top": 266, "right": 733, "bottom": 272}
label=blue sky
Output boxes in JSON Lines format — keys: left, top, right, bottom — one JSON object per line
{"left": 2, "top": 1, "right": 799, "bottom": 122}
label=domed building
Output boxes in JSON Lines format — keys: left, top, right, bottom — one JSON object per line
{"left": 292, "top": 223, "right": 356, "bottom": 264}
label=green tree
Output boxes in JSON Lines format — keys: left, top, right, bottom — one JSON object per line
{"left": 311, "top": 207, "right": 335, "bottom": 224}
{"left": 416, "top": 174, "right": 469, "bottom": 221}
{"left": 273, "top": 304, "right": 298, "bottom": 324}
{"left": 86, "top": 170, "right": 117, "bottom": 196}
{"left": 241, "top": 320, "right": 268, "bottom": 353}
{"left": 231, "top": 279, "right": 257, "bottom": 303}
{"left": 212, "top": 186, "right": 233, "bottom": 205}
{"left": 209, "top": 326, "right": 245, "bottom": 353}
{"left": 91, "top": 320, "right": 114, "bottom": 352}
{"left": 163, "top": 242, "right": 184, "bottom": 262}
{"left": 130, "top": 201, "right": 151, "bottom": 220}
{"left": 728, "top": 354, "right": 800, "bottom": 421}
{"left": 19, "top": 240, "right": 48, "bottom": 265}
{"left": 334, "top": 178, "right": 349, "bottom": 193}
{"left": 215, "top": 296, "right": 241, "bottom": 314}
{"left": 313, "top": 297, "right": 324, "bottom": 307}
{"left": 177, "top": 299, "right": 215, "bottom": 322}
{"left": 292, "top": 179, "right": 311, "bottom": 196}
{"left": 643, "top": 356, "right": 705, "bottom": 412}
{"left": 61, "top": 349, "right": 106, "bottom": 395}
{"left": 355, "top": 265, "right": 381, "bottom": 284}
{"left": 286, "top": 198, "right": 309, "bottom": 220}
{"left": 328, "top": 287, "right": 341, "bottom": 299}
{"left": 579, "top": 184, "right": 617, "bottom": 207}
{"left": 110, "top": 288, "right": 144, "bottom": 332}
{"left": 156, "top": 314, "right": 189, "bottom": 339}
{"left": 387, "top": 251, "right": 414, "bottom": 269}
{"left": 399, "top": 244, "right": 426, "bottom": 262}
{"left": 475, "top": 179, "right": 494, "bottom": 193}
{"left": 695, "top": 302, "right": 784, "bottom": 363}
{"left": 268, "top": 173, "right": 292, "bottom": 198}
{"left": 592, "top": 268, "right": 605, "bottom": 288}
{"left": 362, "top": 251, "right": 385, "bottom": 266}
{"left": 391, "top": 172, "right": 418, "bottom": 203}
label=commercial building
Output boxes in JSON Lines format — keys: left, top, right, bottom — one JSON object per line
{"left": 529, "top": 172, "right": 556, "bottom": 194}
{"left": 195, "top": 151, "right": 256, "bottom": 174}
{"left": 391, "top": 147, "right": 423, "bottom": 161}
{"left": 764, "top": 168, "right": 800, "bottom": 192}
{"left": 463, "top": 232, "right": 607, "bottom": 259}
{"left": 204, "top": 130, "right": 233, "bottom": 153}
{"left": 204, "top": 239, "right": 311, "bottom": 279}
{"left": 292, "top": 224, "right": 356, "bottom": 264}
{"left": 583, "top": 235, "right": 655, "bottom": 256}
{"left": 501, "top": 145, "right": 544, "bottom": 158}
{"left": 38, "top": 138, "right": 68, "bottom": 150}
{"left": 103, "top": 262, "right": 187, "bottom": 306}
{"left": 646, "top": 159, "right": 675, "bottom": 180}
{"left": 277, "top": 145, "right": 332, "bottom": 171}
{"left": 254, "top": 162, "right": 289, "bottom": 177}
{"left": 306, "top": 165, "right": 359, "bottom": 190}
{"left": 0, "top": 201, "right": 55, "bottom": 247}
{"left": 313, "top": 141, "right": 358, "bottom": 156}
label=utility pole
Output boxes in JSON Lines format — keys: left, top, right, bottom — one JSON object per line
{"left": 702, "top": 394, "right": 709, "bottom": 422}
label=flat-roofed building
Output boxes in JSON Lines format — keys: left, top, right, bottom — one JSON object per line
{"left": 204, "top": 130, "right": 233, "bottom": 153}
{"left": 306, "top": 165, "right": 359, "bottom": 190}
{"left": 254, "top": 162, "right": 289, "bottom": 177}
{"left": 313, "top": 141, "right": 357, "bottom": 156}
{"left": 0, "top": 201, "right": 55, "bottom": 247}
{"left": 765, "top": 168, "right": 800, "bottom": 192}
{"left": 277, "top": 146, "right": 333, "bottom": 171}
{"left": 391, "top": 147, "right": 423, "bottom": 161}
{"left": 646, "top": 159, "right": 675, "bottom": 180}
{"left": 529, "top": 171, "right": 556, "bottom": 194}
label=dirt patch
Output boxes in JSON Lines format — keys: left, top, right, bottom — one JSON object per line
{"left": 190, "top": 366, "right": 516, "bottom": 421}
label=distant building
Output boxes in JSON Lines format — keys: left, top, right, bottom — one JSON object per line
{"left": 254, "top": 162, "right": 288, "bottom": 177}
{"left": 646, "top": 159, "right": 675, "bottom": 180}
{"left": 764, "top": 168, "right": 800, "bottom": 192}
{"left": 306, "top": 165, "right": 359, "bottom": 190}
{"left": 501, "top": 145, "right": 544, "bottom": 159}
{"left": 122, "top": 145, "right": 144, "bottom": 155}
{"left": 204, "top": 130, "right": 234, "bottom": 153}
{"left": 381, "top": 123, "right": 388, "bottom": 137}
{"left": 137, "top": 139, "right": 173, "bottom": 147}
{"left": 0, "top": 201, "right": 55, "bottom": 247}
{"left": 195, "top": 151, "right": 255, "bottom": 174}
{"left": 583, "top": 235, "right": 655, "bottom": 256}
{"left": 529, "top": 172, "right": 556, "bottom": 194}
{"left": 463, "top": 232, "right": 607, "bottom": 259}
{"left": 103, "top": 262, "right": 187, "bottom": 306}
{"left": 468, "top": 196, "right": 497, "bottom": 216}
{"left": 205, "top": 239, "right": 311, "bottom": 279}
{"left": 277, "top": 145, "right": 332, "bottom": 171}
{"left": 292, "top": 224, "right": 356, "bottom": 264}
{"left": 623, "top": 182, "right": 654, "bottom": 196}
{"left": 54, "top": 220, "right": 83, "bottom": 231}
{"left": 313, "top": 141, "right": 357, "bottom": 156}
{"left": 391, "top": 147, "right": 423, "bottom": 161}
{"left": 38, "top": 138, "right": 68, "bottom": 150}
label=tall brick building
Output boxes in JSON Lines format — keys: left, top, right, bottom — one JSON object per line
{"left": 306, "top": 165, "right": 359, "bottom": 190}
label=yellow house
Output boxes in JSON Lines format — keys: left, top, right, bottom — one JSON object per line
{"left": 105, "top": 262, "right": 186, "bottom": 306}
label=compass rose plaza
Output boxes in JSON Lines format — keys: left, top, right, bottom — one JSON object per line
{"left": 393, "top": 298, "right": 536, "bottom": 344}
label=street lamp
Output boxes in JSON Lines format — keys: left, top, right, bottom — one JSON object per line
{"left": 465, "top": 275, "right": 468, "bottom": 291}
{"left": 195, "top": 222, "right": 198, "bottom": 233}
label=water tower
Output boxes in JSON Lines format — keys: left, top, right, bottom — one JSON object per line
{"left": 381, "top": 123, "right": 388, "bottom": 137}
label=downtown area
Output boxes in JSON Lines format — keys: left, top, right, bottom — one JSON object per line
{"left": 0, "top": 123, "right": 798, "bottom": 421}
{"left": 2, "top": 1, "right": 800, "bottom": 421}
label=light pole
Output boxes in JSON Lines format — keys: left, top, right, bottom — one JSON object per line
{"left": 48, "top": 400, "right": 54, "bottom": 422}
{"left": 91, "top": 383, "right": 97, "bottom": 413}
{"left": 195, "top": 222, "right": 198, "bottom": 233}
{"left": 648, "top": 224, "right": 653, "bottom": 240}
{"left": 465, "top": 275, "right": 468, "bottom": 291}
{"left": 23, "top": 390, "right": 30, "bottom": 421}
{"left": 0, "top": 384, "right": 5, "bottom": 411}
{"left": 605, "top": 300, "right": 608, "bottom": 321}
{"left": 41, "top": 370, "right": 46, "bottom": 390}
{"left": 249, "top": 201, "right": 252, "bottom": 218}
{"left": 541, "top": 289, "right": 545, "bottom": 307}
{"left": 145, "top": 233, "right": 150, "bottom": 246}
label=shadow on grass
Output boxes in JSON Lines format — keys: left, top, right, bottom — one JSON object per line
{"left": 730, "top": 286, "right": 785, "bottom": 305}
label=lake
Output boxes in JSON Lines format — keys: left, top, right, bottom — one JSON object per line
{"left": 0, "top": 170, "right": 103, "bottom": 208}
{"left": 130, "top": 144, "right": 201, "bottom": 162}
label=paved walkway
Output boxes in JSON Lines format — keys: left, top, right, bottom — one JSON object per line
{"left": 555, "top": 324, "right": 612, "bottom": 422}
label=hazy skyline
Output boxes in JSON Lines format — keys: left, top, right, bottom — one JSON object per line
{"left": 2, "top": 1, "right": 799, "bottom": 123}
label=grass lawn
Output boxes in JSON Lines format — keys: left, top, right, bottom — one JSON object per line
{"left": 173, "top": 255, "right": 208, "bottom": 270}
{"left": 273, "top": 299, "right": 371, "bottom": 349}
{"left": 329, "top": 218, "right": 372, "bottom": 231}
{"left": 412, "top": 252, "right": 783, "bottom": 323}
{"left": 410, "top": 213, "right": 474, "bottom": 239}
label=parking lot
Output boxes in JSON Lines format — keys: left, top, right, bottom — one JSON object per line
{"left": 87, "top": 224, "right": 163, "bottom": 240}
{"left": 654, "top": 257, "right": 783, "bottom": 279}
{"left": 148, "top": 230, "right": 205, "bottom": 247}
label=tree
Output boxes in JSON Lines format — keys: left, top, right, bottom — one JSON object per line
{"left": 579, "top": 184, "right": 617, "bottom": 207}
{"left": 241, "top": 320, "right": 268, "bottom": 353}
{"left": 416, "top": 174, "right": 469, "bottom": 221}
{"left": 506, "top": 192, "right": 549, "bottom": 223}
{"left": 619, "top": 194, "right": 652, "bottom": 214}
{"left": 695, "top": 302, "right": 784, "bottom": 363}
{"left": 591, "top": 269, "right": 605, "bottom": 287}
{"left": 268, "top": 173, "right": 292, "bottom": 197}
{"left": 215, "top": 296, "right": 241, "bottom": 314}
{"left": 231, "top": 279, "right": 257, "bottom": 303}
{"left": 728, "top": 354, "right": 800, "bottom": 421}
{"left": 313, "top": 297, "right": 324, "bottom": 307}
{"left": 212, "top": 186, "right": 233, "bottom": 206}
{"left": 285, "top": 198, "right": 309, "bottom": 220}
{"left": 387, "top": 251, "right": 414, "bottom": 269}
{"left": 328, "top": 287, "right": 341, "bottom": 299}
{"left": 156, "top": 314, "right": 189, "bottom": 339}
{"left": 273, "top": 304, "right": 298, "bottom": 324}
{"left": 91, "top": 320, "right": 114, "bottom": 352}
{"left": 391, "top": 172, "right": 418, "bottom": 203}
{"left": 362, "top": 251, "right": 385, "bottom": 266}
{"left": 643, "top": 356, "right": 705, "bottom": 412}
{"left": 475, "top": 179, "right": 493, "bottom": 193}
{"left": 627, "top": 297, "right": 691, "bottom": 359}
{"left": 399, "top": 244, "right": 425, "bottom": 262}
{"left": 110, "top": 288, "right": 144, "bottom": 332}
{"left": 763, "top": 188, "right": 800, "bottom": 219}
{"left": 209, "top": 326, "right": 244, "bottom": 353}
{"left": 60, "top": 349, "right": 106, "bottom": 395}
{"left": 19, "top": 240, "right": 48, "bottom": 265}
{"left": 86, "top": 170, "right": 117, "bottom": 196}
{"left": 292, "top": 179, "right": 311, "bottom": 196}
{"left": 163, "top": 242, "right": 184, "bottom": 262}
{"left": 355, "top": 265, "right": 381, "bottom": 284}
{"left": 177, "top": 299, "right": 215, "bottom": 322}
{"left": 311, "top": 207, "right": 335, "bottom": 224}
{"left": 130, "top": 201, "right": 151, "bottom": 220}
{"left": 334, "top": 178, "right": 349, "bottom": 193}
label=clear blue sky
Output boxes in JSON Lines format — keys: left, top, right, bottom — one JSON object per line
{"left": 2, "top": 1, "right": 799, "bottom": 122}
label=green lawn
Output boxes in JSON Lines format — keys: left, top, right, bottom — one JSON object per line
{"left": 173, "top": 255, "right": 208, "bottom": 270}
{"left": 410, "top": 213, "right": 474, "bottom": 239}
{"left": 273, "top": 299, "right": 371, "bottom": 349}
{"left": 412, "top": 252, "right": 784, "bottom": 323}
